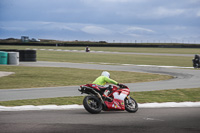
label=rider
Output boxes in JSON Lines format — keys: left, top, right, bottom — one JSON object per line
{"left": 194, "top": 54, "right": 200, "bottom": 61}
{"left": 193, "top": 54, "right": 200, "bottom": 68}
{"left": 92, "top": 71, "right": 122, "bottom": 98}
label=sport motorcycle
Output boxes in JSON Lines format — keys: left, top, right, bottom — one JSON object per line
{"left": 192, "top": 54, "right": 200, "bottom": 68}
{"left": 78, "top": 84, "right": 138, "bottom": 114}
{"left": 193, "top": 58, "right": 200, "bottom": 68}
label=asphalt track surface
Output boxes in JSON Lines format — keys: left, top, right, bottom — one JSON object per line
{"left": 0, "top": 61, "right": 200, "bottom": 101}
{"left": 1, "top": 108, "right": 200, "bottom": 133}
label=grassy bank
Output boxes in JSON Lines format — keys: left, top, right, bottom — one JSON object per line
{"left": 37, "top": 50, "right": 192, "bottom": 67}
{"left": 0, "top": 45, "right": 199, "bottom": 54}
{"left": 0, "top": 46, "right": 194, "bottom": 67}
{"left": 0, "top": 66, "right": 171, "bottom": 89}
{"left": 0, "top": 88, "right": 199, "bottom": 106}
{"left": 0, "top": 45, "right": 198, "bottom": 106}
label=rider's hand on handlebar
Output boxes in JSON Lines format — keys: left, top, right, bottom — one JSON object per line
{"left": 117, "top": 83, "right": 124, "bottom": 88}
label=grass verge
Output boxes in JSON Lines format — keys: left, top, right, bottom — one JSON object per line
{"left": 37, "top": 50, "right": 192, "bottom": 67}
{"left": 0, "top": 88, "right": 199, "bottom": 106}
{"left": 0, "top": 45, "right": 193, "bottom": 67}
{"left": 0, "top": 45, "right": 199, "bottom": 54}
{"left": 0, "top": 66, "right": 172, "bottom": 89}
{"left": 131, "top": 88, "right": 200, "bottom": 103}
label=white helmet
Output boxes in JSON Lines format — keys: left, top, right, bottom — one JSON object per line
{"left": 101, "top": 71, "right": 110, "bottom": 78}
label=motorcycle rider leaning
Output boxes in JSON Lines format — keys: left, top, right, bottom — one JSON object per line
{"left": 193, "top": 54, "right": 200, "bottom": 68}
{"left": 92, "top": 71, "right": 122, "bottom": 99}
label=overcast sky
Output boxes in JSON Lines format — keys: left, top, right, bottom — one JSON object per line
{"left": 0, "top": 0, "right": 200, "bottom": 43}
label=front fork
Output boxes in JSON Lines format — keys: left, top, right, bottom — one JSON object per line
{"left": 126, "top": 95, "right": 132, "bottom": 103}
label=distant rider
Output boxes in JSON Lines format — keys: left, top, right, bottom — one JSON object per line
{"left": 85, "top": 46, "right": 90, "bottom": 52}
{"left": 193, "top": 54, "right": 200, "bottom": 68}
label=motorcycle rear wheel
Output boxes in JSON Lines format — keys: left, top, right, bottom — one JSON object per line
{"left": 83, "top": 96, "right": 102, "bottom": 114}
{"left": 125, "top": 96, "right": 138, "bottom": 113}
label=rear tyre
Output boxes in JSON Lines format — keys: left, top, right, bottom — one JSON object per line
{"left": 125, "top": 96, "right": 138, "bottom": 113}
{"left": 83, "top": 96, "right": 102, "bottom": 114}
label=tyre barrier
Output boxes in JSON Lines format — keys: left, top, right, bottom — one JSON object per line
{"left": 0, "top": 49, "right": 37, "bottom": 63}
{"left": 0, "top": 51, "right": 8, "bottom": 65}
{"left": 18, "top": 50, "right": 36, "bottom": 62}
{"left": 8, "top": 52, "right": 19, "bottom": 65}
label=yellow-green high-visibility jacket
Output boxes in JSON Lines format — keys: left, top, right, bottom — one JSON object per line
{"left": 92, "top": 76, "right": 118, "bottom": 86}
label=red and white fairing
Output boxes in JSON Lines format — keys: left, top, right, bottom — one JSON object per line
{"left": 104, "top": 86, "right": 130, "bottom": 110}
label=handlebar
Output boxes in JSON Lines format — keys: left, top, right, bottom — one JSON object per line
{"left": 117, "top": 83, "right": 127, "bottom": 88}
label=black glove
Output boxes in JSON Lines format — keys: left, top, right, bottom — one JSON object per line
{"left": 117, "top": 83, "right": 124, "bottom": 88}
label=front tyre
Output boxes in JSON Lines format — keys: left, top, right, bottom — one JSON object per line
{"left": 83, "top": 96, "right": 102, "bottom": 114}
{"left": 125, "top": 96, "right": 138, "bottom": 113}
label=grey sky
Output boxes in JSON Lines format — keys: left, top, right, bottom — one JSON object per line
{"left": 0, "top": 0, "right": 200, "bottom": 43}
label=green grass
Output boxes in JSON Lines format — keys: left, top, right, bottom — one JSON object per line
{"left": 131, "top": 88, "right": 200, "bottom": 103}
{"left": 0, "top": 45, "right": 199, "bottom": 54}
{"left": 0, "top": 45, "right": 194, "bottom": 67}
{"left": 0, "top": 66, "right": 172, "bottom": 89}
{"left": 0, "top": 45, "right": 198, "bottom": 105}
{"left": 0, "top": 96, "right": 84, "bottom": 106}
{"left": 0, "top": 88, "right": 199, "bottom": 106}
{"left": 37, "top": 50, "right": 192, "bottom": 67}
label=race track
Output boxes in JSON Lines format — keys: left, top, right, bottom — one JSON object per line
{"left": 0, "top": 61, "right": 200, "bottom": 101}
{"left": 1, "top": 108, "right": 200, "bottom": 133}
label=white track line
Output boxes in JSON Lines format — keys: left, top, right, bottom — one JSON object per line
{"left": 1, "top": 102, "right": 200, "bottom": 111}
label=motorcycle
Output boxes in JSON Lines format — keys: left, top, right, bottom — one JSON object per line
{"left": 192, "top": 54, "right": 200, "bottom": 68}
{"left": 78, "top": 84, "right": 138, "bottom": 114}
{"left": 193, "top": 59, "right": 200, "bottom": 68}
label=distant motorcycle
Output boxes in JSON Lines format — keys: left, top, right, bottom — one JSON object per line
{"left": 192, "top": 54, "right": 200, "bottom": 68}
{"left": 78, "top": 84, "right": 138, "bottom": 114}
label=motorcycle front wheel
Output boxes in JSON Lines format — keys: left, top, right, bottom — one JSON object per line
{"left": 83, "top": 96, "right": 102, "bottom": 114}
{"left": 125, "top": 96, "right": 138, "bottom": 113}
